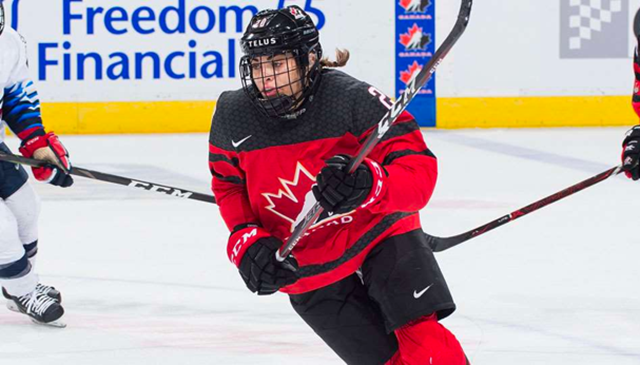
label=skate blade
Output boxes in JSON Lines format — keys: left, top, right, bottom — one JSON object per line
{"left": 7, "top": 301, "right": 66, "bottom": 328}
{"left": 6, "top": 300, "right": 19, "bottom": 313}
{"left": 31, "top": 318, "right": 67, "bottom": 328}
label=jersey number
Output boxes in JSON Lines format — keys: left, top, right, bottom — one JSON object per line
{"left": 368, "top": 86, "right": 393, "bottom": 110}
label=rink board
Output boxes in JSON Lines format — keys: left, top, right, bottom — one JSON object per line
{"left": 4, "top": 0, "right": 640, "bottom": 133}
{"left": 38, "top": 95, "right": 637, "bottom": 134}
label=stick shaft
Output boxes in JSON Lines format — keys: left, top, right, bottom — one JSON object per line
{"left": 0, "top": 152, "right": 216, "bottom": 204}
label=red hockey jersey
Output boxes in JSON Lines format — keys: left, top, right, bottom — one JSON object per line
{"left": 209, "top": 69, "right": 437, "bottom": 294}
{"left": 634, "top": 52, "right": 640, "bottom": 118}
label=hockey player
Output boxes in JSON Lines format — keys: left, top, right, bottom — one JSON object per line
{"left": 626, "top": 12, "right": 640, "bottom": 181}
{"left": 0, "top": 1, "right": 73, "bottom": 326}
{"left": 209, "top": 6, "right": 468, "bottom": 364}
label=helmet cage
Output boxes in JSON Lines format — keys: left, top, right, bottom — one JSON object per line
{"left": 239, "top": 6, "right": 323, "bottom": 119}
{"left": 240, "top": 43, "right": 322, "bottom": 119}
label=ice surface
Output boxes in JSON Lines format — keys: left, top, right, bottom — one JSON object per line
{"left": 0, "top": 128, "right": 638, "bottom": 365}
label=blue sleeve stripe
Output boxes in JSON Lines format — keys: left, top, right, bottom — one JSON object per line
{"left": 5, "top": 84, "right": 19, "bottom": 94}
{"left": 3, "top": 81, "right": 44, "bottom": 132}
{"left": 15, "top": 113, "right": 42, "bottom": 124}
{"left": 6, "top": 87, "right": 24, "bottom": 97}
{"left": 4, "top": 87, "right": 41, "bottom": 109}
{"left": 5, "top": 92, "right": 28, "bottom": 107}
{"left": 4, "top": 95, "right": 18, "bottom": 106}
{"left": 17, "top": 122, "right": 43, "bottom": 131}
{"left": 5, "top": 97, "right": 21, "bottom": 108}
{"left": 9, "top": 103, "right": 40, "bottom": 116}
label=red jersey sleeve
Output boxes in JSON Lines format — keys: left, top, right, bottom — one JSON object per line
{"left": 366, "top": 111, "right": 437, "bottom": 213}
{"left": 351, "top": 85, "right": 437, "bottom": 214}
{"left": 209, "top": 96, "right": 259, "bottom": 232}
{"left": 632, "top": 51, "right": 640, "bottom": 118}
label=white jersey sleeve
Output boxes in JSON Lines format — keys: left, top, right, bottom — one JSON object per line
{"left": 0, "top": 28, "right": 44, "bottom": 142}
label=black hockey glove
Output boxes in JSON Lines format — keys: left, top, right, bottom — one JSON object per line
{"left": 228, "top": 225, "right": 299, "bottom": 295}
{"left": 622, "top": 125, "right": 640, "bottom": 180}
{"left": 312, "top": 154, "right": 387, "bottom": 214}
{"left": 239, "top": 236, "right": 299, "bottom": 295}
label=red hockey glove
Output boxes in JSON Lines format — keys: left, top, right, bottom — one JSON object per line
{"left": 312, "top": 155, "right": 387, "bottom": 214}
{"left": 622, "top": 125, "right": 640, "bottom": 180}
{"left": 19, "top": 132, "right": 73, "bottom": 187}
{"left": 228, "top": 224, "right": 298, "bottom": 295}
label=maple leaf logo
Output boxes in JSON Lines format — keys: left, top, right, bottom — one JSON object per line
{"left": 399, "top": 0, "right": 431, "bottom": 13}
{"left": 262, "top": 162, "right": 316, "bottom": 230}
{"left": 399, "top": 61, "right": 422, "bottom": 85}
{"left": 399, "top": 24, "right": 432, "bottom": 50}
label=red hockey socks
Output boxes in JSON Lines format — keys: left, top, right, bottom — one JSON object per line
{"left": 385, "top": 314, "right": 467, "bottom": 365}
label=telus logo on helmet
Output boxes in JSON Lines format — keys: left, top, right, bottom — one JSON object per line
{"left": 246, "top": 38, "right": 279, "bottom": 49}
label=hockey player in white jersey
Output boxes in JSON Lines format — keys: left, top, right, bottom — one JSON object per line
{"left": 0, "top": 1, "right": 73, "bottom": 326}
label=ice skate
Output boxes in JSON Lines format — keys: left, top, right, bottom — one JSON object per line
{"left": 5, "top": 286, "right": 66, "bottom": 328}
{"left": 3, "top": 283, "right": 62, "bottom": 313}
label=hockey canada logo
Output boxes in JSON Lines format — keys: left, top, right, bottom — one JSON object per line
{"left": 400, "top": 61, "right": 422, "bottom": 85}
{"left": 262, "top": 162, "right": 316, "bottom": 230}
{"left": 289, "top": 6, "right": 306, "bottom": 20}
{"left": 399, "top": 61, "right": 432, "bottom": 95}
{"left": 399, "top": 0, "right": 431, "bottom": 13}
{"left": 399, "top": 24, "right": 432, "bottom": 51}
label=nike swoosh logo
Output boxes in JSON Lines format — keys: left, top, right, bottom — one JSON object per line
{"left": 413, "top": 284, "right": 434, "bottom": 299}
{"left": 231, "top": 135, "right": 252, "bottom": 148}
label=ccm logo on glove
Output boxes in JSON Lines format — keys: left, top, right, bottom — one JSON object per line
{"left": 228, "top": 226, "right": 269, "bottom": 266}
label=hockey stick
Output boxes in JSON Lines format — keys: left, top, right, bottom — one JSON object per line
{"left": 425, "top": 165, "right": 624, "bottom": 252}
{"left": 0, "top": 152, "right": 216, "bottom": 204}
{"left": 276, "top": 0, "right": 473, "bottom": 261}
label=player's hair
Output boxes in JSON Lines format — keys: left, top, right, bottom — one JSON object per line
{"left": 321, "top": 49, "right": 350, "bottom": 68}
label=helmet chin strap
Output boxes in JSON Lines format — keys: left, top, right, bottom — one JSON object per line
{"left": 258, "top": 73, "right": 310, "bottom": 119}
{"left": 259, "top": 94, "right": 296, "bottom": 118}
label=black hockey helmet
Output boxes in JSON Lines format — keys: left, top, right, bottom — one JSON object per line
{"left": 240, "top": 6, "right": 323, "bottom": 119}
{"left": 0, "top": 1, "right": 5, "bottom": 36}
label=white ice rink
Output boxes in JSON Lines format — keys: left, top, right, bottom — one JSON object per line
{"left": 0, "top": 128, "right": 638, "bottom": 365}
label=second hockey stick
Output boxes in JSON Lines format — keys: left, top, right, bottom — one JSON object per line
{"left": 0, "top": 152, "right": 216, "bottom": 204}
{"left": 277, "top": 0, "right": 474, "bottom": 261}
{"left": 425, "top": 165, "right": 623, "bottom": 252}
